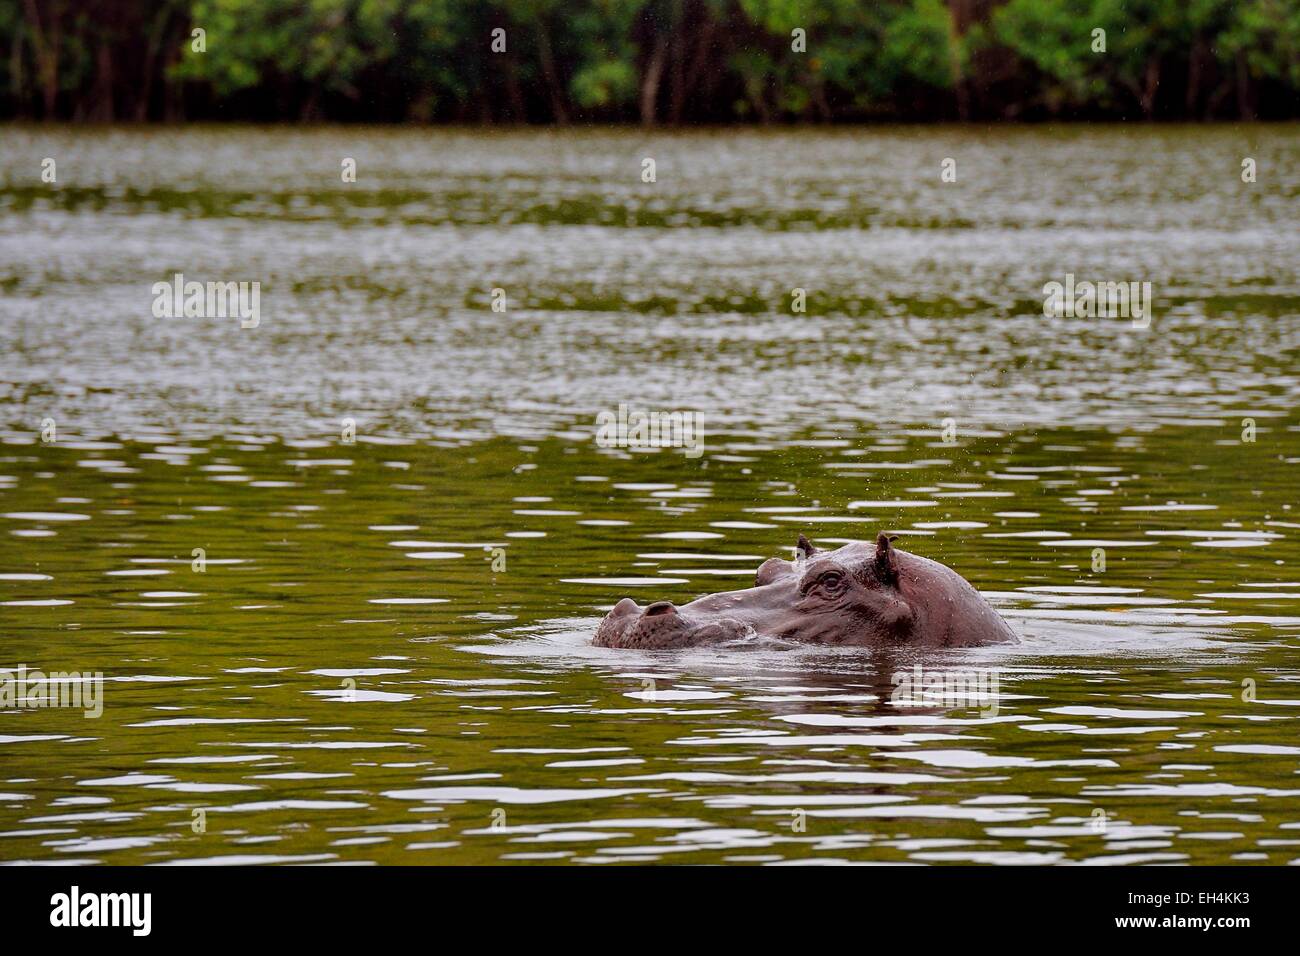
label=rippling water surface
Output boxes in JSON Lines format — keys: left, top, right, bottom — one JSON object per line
{"left": 1, "top": 126, "right": 1298, "bottom": 864}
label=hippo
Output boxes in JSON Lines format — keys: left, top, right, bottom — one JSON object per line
{"left": 594, "top": 532, "right": 1017, "bottom": 649}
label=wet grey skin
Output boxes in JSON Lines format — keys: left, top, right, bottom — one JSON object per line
{"left": 594, "top": 532, "right": 1019, "bottom": 649}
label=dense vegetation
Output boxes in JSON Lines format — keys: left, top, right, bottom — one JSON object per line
{"left": 4, "top": 0, "right": 1298, "bottom": 123}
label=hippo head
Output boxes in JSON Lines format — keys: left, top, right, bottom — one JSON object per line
{"left": 594, "top": 532, "right": 918, "bottom": 649}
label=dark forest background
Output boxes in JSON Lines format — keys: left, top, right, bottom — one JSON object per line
{"left": 3, "top": 0, "right": 1298, "bottom": 123}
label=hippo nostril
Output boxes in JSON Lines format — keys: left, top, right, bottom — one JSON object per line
{"left": 644, "top": 601, "right": 677, "bottom": 617}
{"left": 612, "top": 598, "right": 639, "bottom": 616}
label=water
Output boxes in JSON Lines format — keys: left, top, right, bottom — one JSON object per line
{"left": 1, "top": 125, "right": 1298, "bottom": 865}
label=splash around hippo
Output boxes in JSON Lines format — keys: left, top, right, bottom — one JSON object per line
{"left": 594, "top": 532, "right": 1017, "bottom": 649}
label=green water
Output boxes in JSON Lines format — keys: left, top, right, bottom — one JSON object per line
{"left": 0, "top": 125, "right": 1298, "bottom": 864}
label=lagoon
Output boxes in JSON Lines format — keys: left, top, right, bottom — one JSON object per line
{"left": 0, "top": 124, "right": 1298, "bottom": 864}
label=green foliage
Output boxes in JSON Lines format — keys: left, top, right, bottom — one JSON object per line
{"left": 1219, "top": 0, "right": 1300, "bottom": 86}
{"left": 560, "top": 0, "right": 642, "bottom": 113}
{"left": 990, "top": 0, "right": 1299, "bottom": 116}
{"left": 176, "top": 0, "right": 407, "bottom": 96}
{"left": 885, "top": 0, "right": 959, "bottom": 91}
{"left": 571, "top": 59, "right": 638, "bottom": 109}
{"left": 1, "top": 0, "right": 1298, "bottom": 121}
{"left": 991, "top": 0, "right": 1112, "bottom": 108}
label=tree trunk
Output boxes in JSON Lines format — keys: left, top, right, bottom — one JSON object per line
{"left": 9, "top": 30, "right": 27, "bottom": 119}
{"left": 504, "top": 58, "right": 527, "bottom": 122}
{"left": 668, "top": 1, "right": 686, "bottom": 125}
{"left": 812, "top": 80, "right": 832, "bottom": 122}
{"left": 1140, "top": 57, "right": 1160, "bottom": 119}
{"left": 476, "top": 78, "right": 494, "bottom": 124}
{"left": 534, "top": 21, "right": 568, "bottom": 124}
{"left": 640, "top": 36, "right": 668, "bottom": 126}
{"left": 747, "top": 77, "right": 772, "bottom": 124}
{"left": 1185, "top": 37, "right": 1202, "bottom": 117}
{"left": 92, "top": 42, "right": 114, "bottom": 122}
{"left": 680, "top": 16, "right": 718, "bottom": 121}
{"left": 1236, "top": 50, "right": 1254, "bottom": 120}
{"left": 22, "top": 0, "right": 61, "bottom": 119}
{"left": 300, "top": 87, "right": 320, "bottom": 122}
{"left": 947, "top": 0, "right": 970, "bottom": 120}
{"left": 136, "top": 5, "right": 173, "bottom": 121}
{"left": 163, "top": 44, "right": 182, "bottom": 122}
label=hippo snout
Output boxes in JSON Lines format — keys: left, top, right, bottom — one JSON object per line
{"left": 594, "top": 596, "right": 749, "bottom": 649}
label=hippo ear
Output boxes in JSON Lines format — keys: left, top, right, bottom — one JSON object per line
{"left": 874, "top": 532, "right": 900, "bottom": 584}
{"left": 796, "top": 533, "right": 817, "bottom": 558}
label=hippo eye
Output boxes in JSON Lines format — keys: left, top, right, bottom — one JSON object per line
{"left": 814, "top": 570, "right": 847, "bottom": 593}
